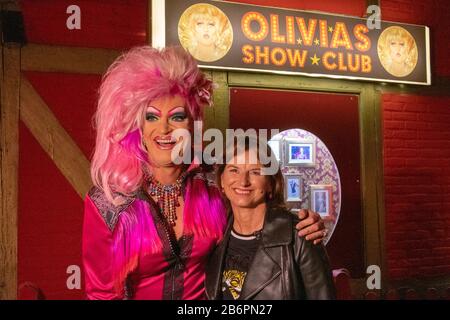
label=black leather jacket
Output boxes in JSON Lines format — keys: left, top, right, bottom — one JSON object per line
{"left": 205, "top": 208, "right": 336, "bottom": 300}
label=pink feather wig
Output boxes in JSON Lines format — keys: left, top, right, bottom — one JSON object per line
{"left": 91, "top": 45, "right": 214, "bottom": 203}
{"left": 89, "top": 46, "right": 226, "bottom": 293}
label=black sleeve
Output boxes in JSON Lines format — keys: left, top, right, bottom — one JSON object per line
{"left": 295, "top": 235, "right": 336, "bottom": 300}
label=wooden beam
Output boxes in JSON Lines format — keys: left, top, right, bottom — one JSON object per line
{"left": 0, "top": 44, "right": 20, "bottom": 300}
{"left": 21, "top": 44, "right": 121, "bottom": 75}
{"left": 359, "top": 84, "right": 386, "bottom": 291}
{"left": 377, "top": 76, "right": 450, "bottom": 96}
{"left": 1, "top": 0, "right": 20, "bottom": 11}
{"left": 210, "top": 71, "right": 229, "bottom": 136}
{"left": 20, "top": 76, "right": 92, "bottom": 198}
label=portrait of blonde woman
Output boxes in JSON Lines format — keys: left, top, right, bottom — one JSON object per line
{"left": 178, "top": 3, "right": 233, "bottom": 62}
{"left": 377, "top": 26, "right": 418, "bottom": 77}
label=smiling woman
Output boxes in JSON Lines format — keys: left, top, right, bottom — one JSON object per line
{"left": 206, "top": 135, "right": 335, "bottom": 300}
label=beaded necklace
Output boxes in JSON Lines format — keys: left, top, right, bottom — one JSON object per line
{"left": 147, "top": 172, "right": 187, "bottom": 226}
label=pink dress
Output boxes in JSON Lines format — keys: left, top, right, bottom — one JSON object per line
{"left": 82, "top": 170, "right": 225, "bottom": 300}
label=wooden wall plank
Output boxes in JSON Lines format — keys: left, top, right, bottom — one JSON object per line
{"left": 20, "top": 76, "right": 92, "bottom": 199}
{"left": 21, "top": 44, "right": 120, "bottom": 75}
{"left": 0, "top": 45, "right": 20, "bottom": 300}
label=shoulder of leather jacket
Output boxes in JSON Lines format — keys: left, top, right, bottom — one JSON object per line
{"left": 261, "top": 207, "right": 301, "bottom": 248}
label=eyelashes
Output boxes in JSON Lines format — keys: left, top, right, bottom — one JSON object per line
{"left": 145, "top": 112, "right": 188, "bottom": 122}
{"left": 145, "top": 113, "right": 159, "bottom": 121}
{"left": 170, "top": 112, "right": 188, "bottom": 122}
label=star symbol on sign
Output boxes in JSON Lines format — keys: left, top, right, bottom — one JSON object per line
{"left": 328, "top": 26, "right": 333, "bottom": 33}
{"left": 310, "top": 54, "right": 320, "bottom": 65}
{"left": 314, "top": 38, "right": 320, "bottom": 46}
{"left": 297, "top": 38, "right": 303, "bottom": 45}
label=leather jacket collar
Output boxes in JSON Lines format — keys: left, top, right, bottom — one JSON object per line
{"left": 205, "top": 207, "right": 298, "bottom": 300}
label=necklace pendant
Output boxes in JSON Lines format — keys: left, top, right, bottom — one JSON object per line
{"left": 147, "top": 172, "right": 187, "bottom": 227}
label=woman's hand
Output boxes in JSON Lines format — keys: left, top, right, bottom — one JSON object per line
{"left": 295, "top": 209, "right": 327, "bottom": 245}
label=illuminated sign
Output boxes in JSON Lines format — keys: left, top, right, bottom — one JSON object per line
{"left": 152, "top": 0, "right": 431, "bottom": 85}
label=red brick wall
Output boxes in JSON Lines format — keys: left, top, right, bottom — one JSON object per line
{"left": 381, "top": 0, "right": 450, "bottom": 281}
{"left": 381, "top": 0, "right": 450, "bottom": 77}
{"left": 226, "top": 0, "right": 366, "bottom": 17}
{"left": 383, "top": 93, "right": 450, "bottom": 279}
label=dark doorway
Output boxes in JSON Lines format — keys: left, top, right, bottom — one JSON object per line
{"left": 229, "top": 87, "right": 364, "bottom": 277}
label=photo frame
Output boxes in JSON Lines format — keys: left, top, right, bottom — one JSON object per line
{"left": 310, "top": 184, "right": 333, "bottom": 217}
{"left": 285, "top": 175, "right": 303, "bottom": 202}
{"left": 283, "top": 138, "right": 316, "bottom": 166}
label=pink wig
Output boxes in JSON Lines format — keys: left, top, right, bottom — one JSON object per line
{"left": 90, "top": 47, "right": 226, "bottom": 293}
{"left": 91, "top": 46, "right": 214, "bottom": 205}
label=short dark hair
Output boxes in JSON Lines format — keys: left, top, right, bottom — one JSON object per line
{"left": 216, "top": 134, "right": 285, "bottom": 211}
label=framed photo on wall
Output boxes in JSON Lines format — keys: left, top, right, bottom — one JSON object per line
{"left": 285, "top": 175, "right": 302, "bottom": 202}
{"left": 283, "top": 138, "right": 315, "bottom": 166}
{"left": 310, "top": 184, "right": 333, "bottom": 217}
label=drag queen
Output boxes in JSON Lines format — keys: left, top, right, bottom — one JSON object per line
{"left": 82, "top": 46, "right": 325, "bottom": 299}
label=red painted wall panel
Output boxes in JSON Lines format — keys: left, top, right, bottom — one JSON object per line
{"left": 20, "top": 0, "right": 147, "bottom": 49}
{"left": 24, "top": 72, "right": 100, "bottom": 159}
{"left": 18, "top": 73, "right": 100, "bottom": 299}
{"left": 229, "top": 88, "right": 364, "bottom": 277}
{"left": 19, "top": 122, "right": 85, "bottom": 299}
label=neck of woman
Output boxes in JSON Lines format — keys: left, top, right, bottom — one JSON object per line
{"left": 151, "top": 165, "right": 184, "bottom": 185}
{"left": 232, "top": 202, "right": 266, "bottom": 235}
